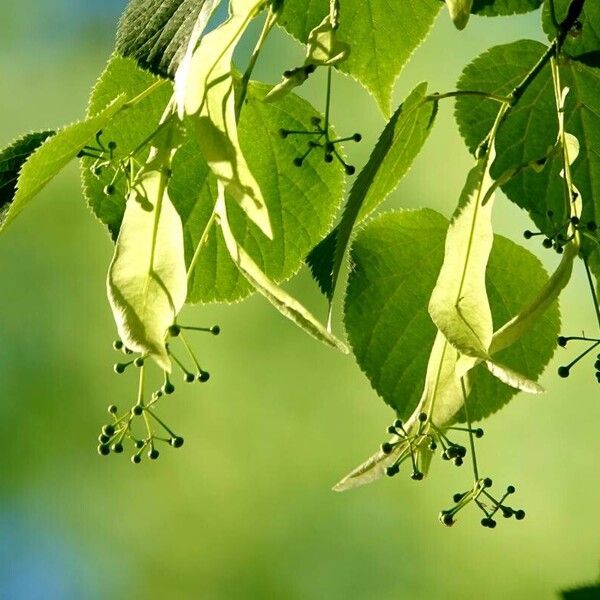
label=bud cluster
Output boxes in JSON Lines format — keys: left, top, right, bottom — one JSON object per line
{"left": 97, "top": 321, "right": 220, "bottom": 463}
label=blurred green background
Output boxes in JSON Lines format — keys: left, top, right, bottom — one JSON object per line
{"left": 1, "top": 2, "right": 599, "bottom": 598}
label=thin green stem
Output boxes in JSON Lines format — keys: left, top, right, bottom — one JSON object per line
{"left": 324, "top": 67, "right": 333, "bottom": 131}
{"left": 186, "top": 210, "right": 217, "bottom": 283}
{"left": 584, "top": 256, "right": 600, "bottom": 329}
{"left": 235, "top": 6, "right": 279, "bottom": 120}
{"left": 329, "top": 0, "right": 340, "bottom": 29}
{"left": 429, "top": 90, "right": 510, "bottom": 104}
{"left": 122, "top": 80, "right": 168, "bottom": 111}
{"left": 180, "top": 332, "right": 203, "bottom": 373}
{"left": 460, "top": 378, "right": 479, "bottom": 481}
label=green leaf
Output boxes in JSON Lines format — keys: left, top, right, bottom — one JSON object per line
{"left": 307, "top": 82, "right": 437, "bottom": 299}
{"left": 456, "top": 41, "right": 600, "bottom": 260}
{"left": 0, "top": 131, "right": 55, "bottom": 224}
{"left": 1, "top": 96, "right": 127, "bottom": 233}
{"left": 82, "top": 56, "right": 172, "bottom": 238}
{"left": 280, "top": 0, "right": 441, "bottom": 115}
{"left": 428, "top": 160, "right": 495, "bottom": 358}
{"left": 343, "top": 209, "right": 559, "bottom": 421}
{"left": 115, "top": 0, "right": 222, "bottom": 79}
{"left": 455, "top": 39, "right": 549, "bottom": 156}
{"left": 84, "top": 57, "right": 345, "bottom": 304}
{"left": 181, "top": 0, "right": 272, "bottom": 238}
{"left": 542, "top": 0, "right": 600, "bottom": 63}
{"left": 472, "top": 0, "right": 543, "bottom": 16}
{"left": 107, "top": 138, "right": 187, "bottom": 372}
{"left": 215, "top": 183, "right": 348, "bottom": 353}
{"left": 170, "top": 80, "right": 345, "bottom": 303}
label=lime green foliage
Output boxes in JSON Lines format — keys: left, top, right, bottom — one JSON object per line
{"left": 83, "top": 58, "right": 345, "bottom": 304}
{"left": 1, "top": 97, "right": 126, "bottom": 233}
{"left": 472, "top": 0, "right": 543, "bottom": 16}
{"left": 83, "top": 57, "right": 172, "bottom": 238}
{"left": 455, "top": 40, "right": 548, "bottom": 156}
{"left": 455, "top": 40, "right": 600, "bottom": 259}
{"left": 428, "top": 161, "right": 495, "bottom": 358}
{"left": 343, "top": 209, "right": 447, "bottom": 417}
{"left": 215, "top": 184, "right": 347, "bottom": 352}
{"left": 543, "top": 0, "right": 600, "bottom": 61}
{"left": 307, "top": 83, "right": 437, "bottom": 299}
{"left": 170, "top": 80, "right": 345, "bottom": 303}
{"left": 0, "top": 131, "right": 54, "bottom": 223}
{"left": 115, "top": 0, "right": 222, "bottom": 78}
{"left": 280, "top": 0, "right": 441, "bottom": 115}
{"left": 107, "top": 127, "right": 187, "bottom": 371}
{"left": 181, "top": 0, "right": 272, "bottom": 238}
{"left": 343, "top": 209, "right": 559, "bottom": 420}
{"left": 3, "top": 0, "right": 599, "bottom": 530}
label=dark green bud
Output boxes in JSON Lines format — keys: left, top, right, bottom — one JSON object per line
{"left": 345, "top": 165, "right": 356, "bottom": 176}
{"left": 163, "top": 382, "right": 175, "bottom": 395}
{"left": 557, "top": 336, "right": 568, "bottom": 347}
{"left": 542, "top": 238, "right": 553, "bottom": 249}
{"left": 102, "top": 424, "right": 115, "bottom": 437}
{"left": 507, "top": 485, "right": 516, "bottom": 494}
{"left": 132, "top": 454, "right": 142, "bottom": 464}
{"left": 198, "top": 371, "right": 210, "bottom": 383}
{"left": 97, "top": 444, "right": 110, "bottom": 456}
{"left": 112, "top": 442, "right": 124, "bottom": 454}
{"left": 418, "top": 412, "right": 428, "bottom": 423}
{"left": 381, "top": 442, "right": 394, "bottom": 455}
{"left": 352, "top": 133, "right": 362, "bottom": 142}
{"left": 515, "top": 509, "right": 526, "bottom": 520}
{"left": 211, "top": 325, "right": 221, "bottom": 336}
{"left": 483, "top": 477, "right": 493, "bottom": 488}
{"left": 475, "top": 428, "right": 484, "bottom": 438}
{"left": 135, "top": 440, "right": 145, "bottom": 449}
{"left": 134, "top": 357, "right": 144, "bottom": 368}
{"left": 385, "top": 464, "right": 400, "bottom": 477}
{"left": 293, "top": 157, "right": 303, "bottom": 168}
{"left": 132, "top": 405, "right": 143, "bottom": 416}
{"left": 108, "top": 404, "right": 118, "bottom": 414}
{"left": 184, "top": 372, "right": 195, "bottom": 383}
{"left": 99, "top": 434, "right": 110, "bottom": 444}
{"left": 168, "top": 324, "right": 181, "bottom": 337}
{"left": 170, "top": 437, "right": 184, "bottom": 448}
{"left": 558, "top": 366, "right": 570, "bottom": 378}
{"left": 411, "top": 471, "right": 424, "bottom": 481}
{"left": 440, "top": 513, "right": 454, "bottom": 527}
{"left": 148, "top": 448, "right": 160, "bottom": 460}
{"left": 113, "top": 340, "right": 124, "bottom": 351}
